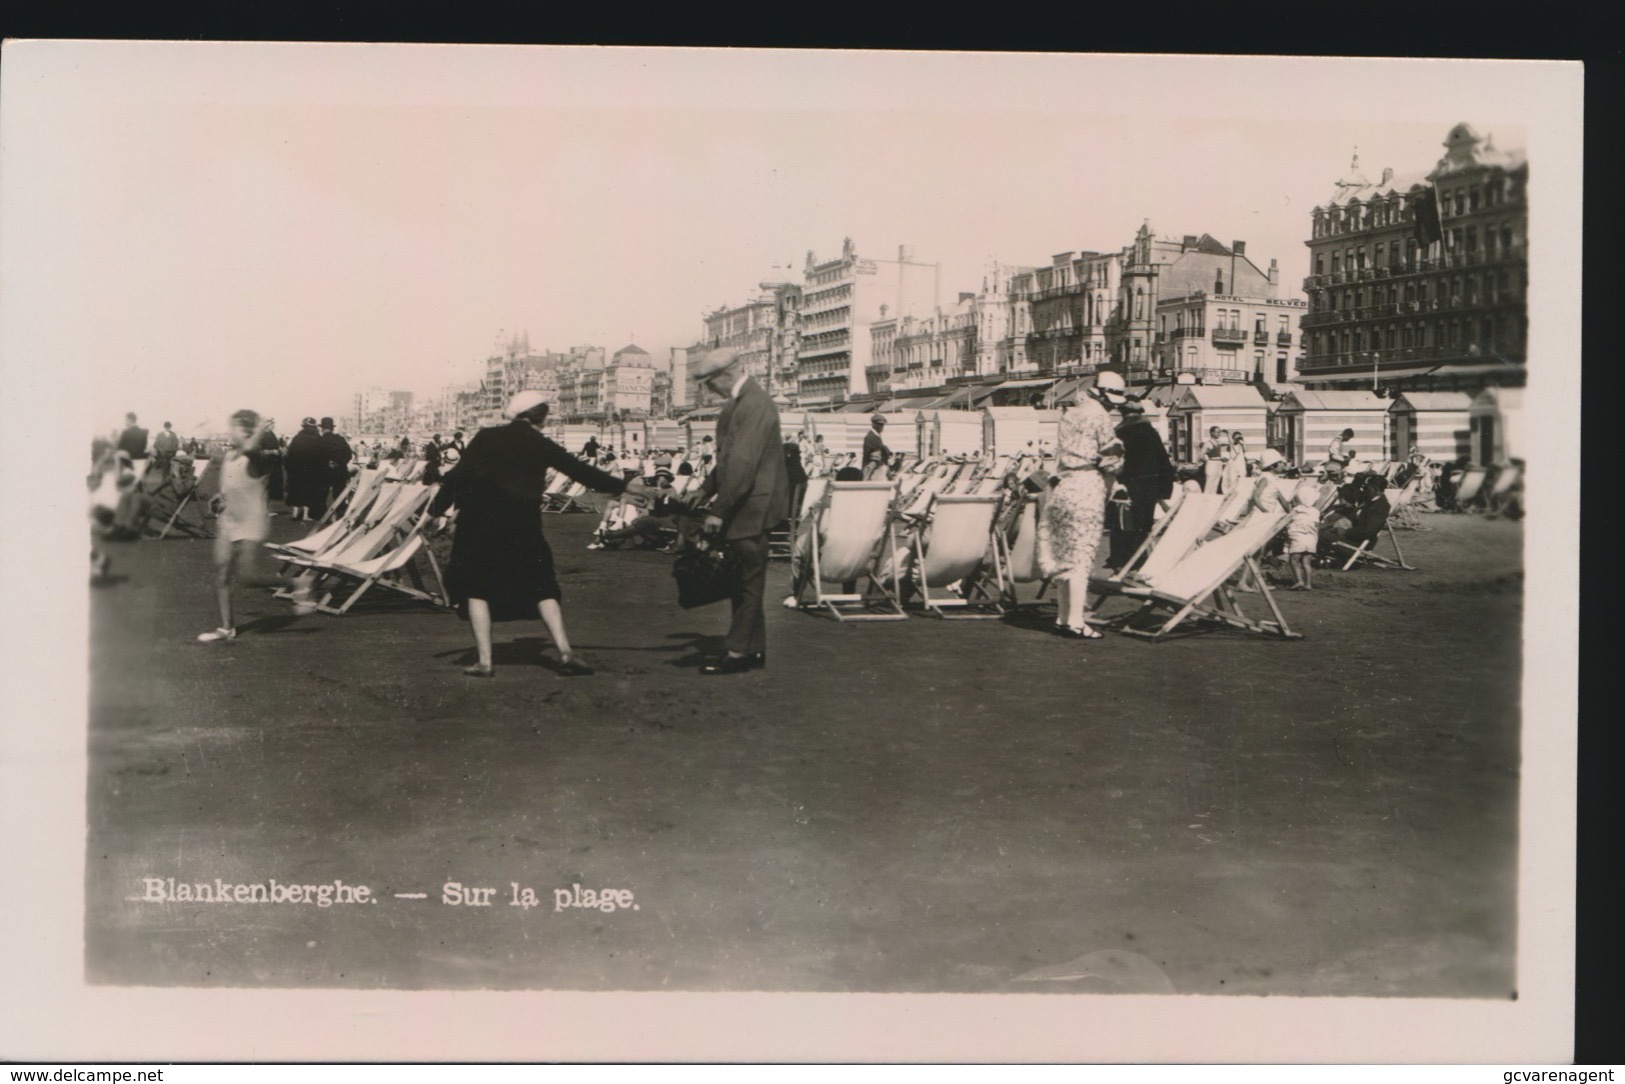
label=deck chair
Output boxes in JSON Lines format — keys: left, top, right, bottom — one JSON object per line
{"left": 274, "top": 482, "right": 430, "bottom": 584}
{"left": 907, "top": 493, "right": 1007, "bottom": 618}
{"left": 1331, "top": 494, "right": 1415, "bottom": 571}
{"left": 306, "top": 491, "right": 450, "bottom": 614}
{"left": 1118, "top": 511, "right": 1300, "bottom": 640}
{"left": 1387, "top": 477, "right": 1428, "bottom": 530}
{"left": 266, "top": 469, "right": 395, "bottom": 568}
{"left": 148, "top": 457, "right": 214, "bottom": 540}
{"left": 1487, "top": 462, "right": 1522, "bottom": 513}
{"left": 1334, "top": 529, "right": 1414, "bottom": 571}
{"left": 284, "top": 485, "right": 439, "bottom": 610}
{"left": 1091, "top": 492, "right": 1225, "bottom": 599}
{"left": 1451, "top": 466, "right": 1489, "bottom": 510}
{"left": 790, "top": 481, "right": 907, "bottom": 620}
{"left": 548, "top": 479, "right": 597, "bottom": 514}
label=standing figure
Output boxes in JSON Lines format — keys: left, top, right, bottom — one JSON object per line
{"left": 1037, "top": 371, "right": 1127, "bottom": 638}
{"left": 1324, "top": 428, "right": 1356, "bottom": 478}
{"left": 422, "top": 435, "right": 444, "bottom": 485}
{"left": 689, "top": 348, "right": 790, "bottom": 675}
{"left": 116, "top": 412, "right": 149, "bottom": 462}
{"left": 1201, "top": 426, "right": 1229, "bottom": 492}
{"left": 283, "top": 418, "right": 327, "bottom": 522}
{"left": 1285, "top": 476, "right": 1323, "bottom": 590}
{"left": 428, "top": 391, "right": 646, "bottom": 678}
{"left": 1108, "top": 401, "right": 1175, "bottom": 569}
{"left": 316, "top": 418, "right": 354, "bottom": 513}
{"left": 197, "top": 410, "right": 315, "bottom": 643}
{"left": 151, "top": 421, "right": 180, "bottom": 473}
{"left": 862, "top": 415, "right": 892, "bottom": 480}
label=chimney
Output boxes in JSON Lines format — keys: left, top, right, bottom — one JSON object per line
{"left": 1232, "top": 240, "right": 1246, "bottom": 256}
{"left": 959, "top": 292, "right": 975, "bottom": 304}
{"left": 1381, "top": 167, "right": 1394, "bottom": 186}
{"left": 1267, "top": 259, "right": 1280, "bottom": 298}
{"left": 1182, "top": 235, "right": 1198, "bottom": 250}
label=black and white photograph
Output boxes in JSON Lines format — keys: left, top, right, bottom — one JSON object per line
{"left": 0, "top": 45, "right": 1581, "bottom": 1062}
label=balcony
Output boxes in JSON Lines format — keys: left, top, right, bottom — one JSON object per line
{"left": 1211, "top": 327, "right": 1248, "bottom": 345}
{"left": 1034, "top": 283, "right": 1084, "bottom": 301}
{"left": 1253, "top": 330, "right": 1270, "bottom": 345}
{"left": 1276, "top": 331, "right": 1294, "bottom": 346}
{"left": 1171, "top": 325, "right": 1207, "bottom": 339}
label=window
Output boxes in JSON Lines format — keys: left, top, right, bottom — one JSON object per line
{"left": 1315, "top": 254, "right": 1325, "bottom": 275}
{"left": 1332, "top": 252, "right": 1342, "bottom": 272}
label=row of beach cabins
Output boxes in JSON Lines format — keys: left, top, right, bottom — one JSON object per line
{"left": 543, "top": 383, "right": 1523, "bottom": 472}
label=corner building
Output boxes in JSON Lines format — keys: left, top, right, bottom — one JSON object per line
{"left": 1298, "top": 124, "right": 1527, "bottom": 391}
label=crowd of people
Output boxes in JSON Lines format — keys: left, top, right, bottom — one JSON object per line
{"left": 91, "top": 363, "right": 1516, "bottom": 669}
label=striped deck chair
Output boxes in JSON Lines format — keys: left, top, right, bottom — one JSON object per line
{"left": 907, "top": 493, "right": 1007, "bottom": 619}
{"left": 1091, "top": 491, "right": 1224, "bottom": 600}
{"left": 1387, "top": 476, "right": 1428, "bottom": 530}
{"left": 305, "top": 488, "right": 449, "bottom": 614}
{"left": 1451, "top": 466, "right": 1489, "bottom": 511}
{"left": 275, "top": 482, "right": 430, "bottom": 583}
{"left": 789, "top": 481, "right": 906, "bottom": 621}
{"left": 1118, "top": 511, "right": 1300, "bottom": 640}
{"left": 267, "top": 468, "right": 392, "bottom": 568}
{"left": 148, "top": 456, "right": 213, "bottom": 540}
{"left": 543, "top": 478, "right": 595, "bottom": 514}
{"left": 1486, "top": 462, "right": 1522, "bottom": 514}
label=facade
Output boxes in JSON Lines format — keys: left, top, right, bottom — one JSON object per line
{"left": 973, "top": 260, "right": 1033, "bottom": 376}
{"left": 887, "top": 295, "right": 978, "bottom": 392}
{"left": 1297, "top": 124, "right": 1528, "bottom": 391}
{"left": 797, "top": 238, "right": 939, "bottom": 404}
{"left": 1009, "top": 250, "right": 1120, "bottom": 376}
{"left": 1113, "top": 224, "right": 1299, "bottom": 387}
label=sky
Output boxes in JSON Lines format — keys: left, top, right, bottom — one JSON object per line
{"left": 1, "top": 46, "right": 1567, "bottom": 437}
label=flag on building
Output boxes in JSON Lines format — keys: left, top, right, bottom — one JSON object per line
{"left": 1412, "top": 189, "right": 1443, "bottom": 246}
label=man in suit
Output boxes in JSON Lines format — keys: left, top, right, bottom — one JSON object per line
{"left": 861, "top": 415, "right": 891, "bottom": 480}
{"left": 691, "top": 347, "right": 790, "bottom": 675}
{"left": 116, "top": 413, "right": 149, "bottom": 461}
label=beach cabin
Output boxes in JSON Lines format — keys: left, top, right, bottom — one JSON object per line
{"left": 1273, "top": 390, "right": 1389, "bottom": 469}
{"left": 1388, "top": 392, "right": 1473, "bottom": 462}
{"left": 555, "top": 424, "right": 603, "bottom": 455}
{"left": 1165, "top": 384, "right": 1269, "bottom": 465}
{"left": 915, "top": 409, "right": 985, "bottom": 459}
{"left": 648, "top": 420, "right": 686, "bottom": 452}
{"left": 981, "top": 407, "right": 1061, "bottom": 458}
{"left": 798, "top": 412, "right": 877, "bottom": 459}
{"left": 684, "top": 415, "right": 720, "bottom": 452}
{"left": 1470, "top": 386, "right": 1523, "bottom": 465}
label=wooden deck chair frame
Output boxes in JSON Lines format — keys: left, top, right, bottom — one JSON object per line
{"left": 268, "top": 470, "right": 401, "bottom": 571}
{"left": 1452, "top": 466, "right": 1489, "bottom": 510}
{"left": 545, "top": 479, "right": 597, "bottom": 514}
{"left": 795, "top": 481, "right": 907, "bottom": 621}
{"left": 311, "top": 502, "right": 451, "bottom": 614}
{"left": 1090, "top": 491, "right": 1224, "bottom": 600}
{"left": 149, "top": 460, "right": 213, "bottom": 540}
{"left": 1335, "top": 525, "right": 1415, "bottom": 571}
{"left": 1118, "top": 511, "right": 1301, "bottom": 641}
{"left": 275, "top": 484, "right": 434, "bottom": 596}
{"left": 995, "top": 492, "right": 1050, "bottom": 610}
{"left": 910, "top": 493, "right": 1007, "bottom": 619}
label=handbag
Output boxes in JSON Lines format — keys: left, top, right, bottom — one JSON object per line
{"left": 672, "top": 541, "right": 742, "bottom": 609}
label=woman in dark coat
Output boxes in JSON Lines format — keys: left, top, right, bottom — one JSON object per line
{"left": 1109, "top": 402, "right": 1176, "bottom": 569}
{"left": 283, "top": 418, "right": 328, "bottom": 521}
{"left": 429, "top": 391, "right": 646, "bottom": 678}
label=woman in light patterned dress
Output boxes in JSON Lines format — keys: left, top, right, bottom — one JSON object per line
{"left": 1037, "top": 372, "right": 1128, "bottom": 638}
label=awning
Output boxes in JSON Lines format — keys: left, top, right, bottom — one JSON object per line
{"left": 992, "top": 378, "right": 1058, "bottom": 391}
{"left": 1299, "top": 360, "right": 1527, "bottom": 384}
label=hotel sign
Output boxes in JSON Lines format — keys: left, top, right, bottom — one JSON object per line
{"left": 854, "top": 259, "right": 879, "bottom": 275}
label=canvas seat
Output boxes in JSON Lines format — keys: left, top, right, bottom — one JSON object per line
{"left": 1116, "top": 511, "right": 1300, "bottom": 640}
{"left": 905, "top": 493, "right": 1007, "bottom": 619}
{"left": 788, "top": 481, "right": 906, "bottom": 621}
